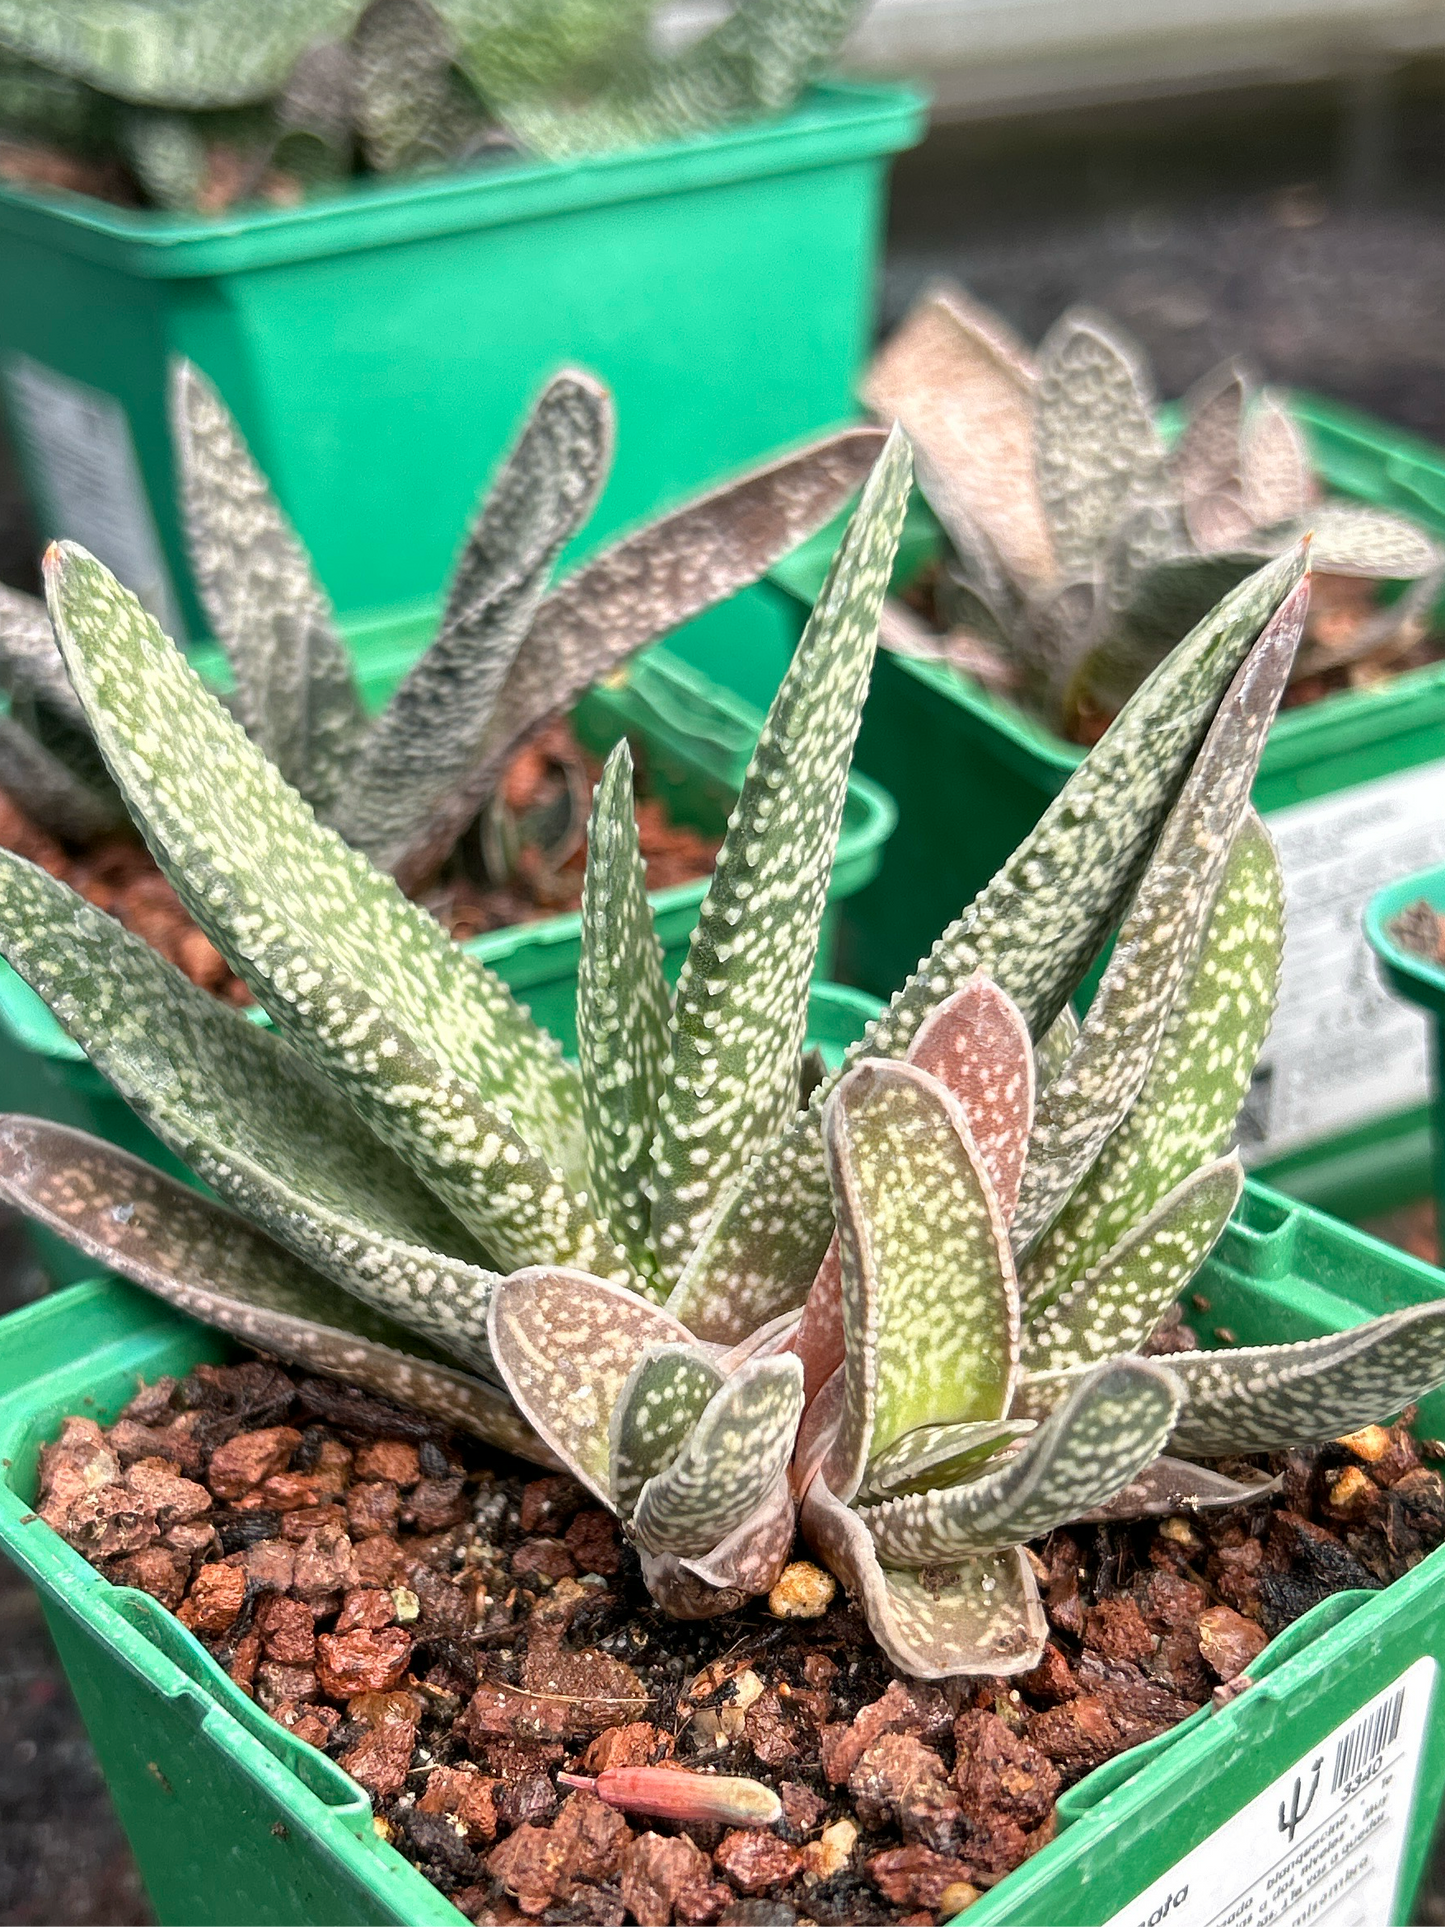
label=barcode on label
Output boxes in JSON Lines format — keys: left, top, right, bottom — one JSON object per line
{"left": 1331, "top": 1685, "right": 1405, "bottom": 1792}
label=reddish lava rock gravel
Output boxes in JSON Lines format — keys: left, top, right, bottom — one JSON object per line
{"left": 34, "top": 1357, "right": 1445, "bottom": 1926}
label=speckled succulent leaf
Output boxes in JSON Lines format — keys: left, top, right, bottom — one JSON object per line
{"left": 114, "top": 107, "right": 213, "bottom": 212}
{"left": 666, "top": 548, "right": 1306, "bottom": 1340}
{"left": 1034, "top": 308, "right": 1165, "bottom": 577}
{"left": 1163, "top": 1304, "right": 1445, "bottom": 1457}
{"left": 0, "top": 714, "right": 122, "bottom": 843}
{"left": 487, "top": 1267, "right": 691, "bottom": 1505}
{"left": 1022, "top": 814, "right": 1283, "bottom": 1315}
{"left": 495, "top": 0, "right": 863, "bottom": 160}
{"left": 632, "top": 1354, "right": 805, "bottom": 1557}
{"left": 927, "top": 506, "right": 1020, "bottom": 649}
{"left": 863, "top": 281, "right": 1052, "bottom": 588}
{"left": 0, "top": 1115, "right": 546, "bottom": 1459}
{"left": 1240, "top": 393, "right": 1314, "bottom": 527}
{"left": 1020, "top": 1156, "right": 1242, "bottom": 1378}
{"left": 0, "top": 0, "right": 368, "bottom": 109}
{"left": 678, "top": 1474, "right": 796, "bottom": 1597}
{"left": 651, "top": 428, "right": 911, "bottom": 1288}
{"left": 859, "top": 1358, "right": 1181, "bottom": 1567}
{"left": 577, "top": 741, "right": 671, "bottom": 1288}
{"left": 393, "top": 424, "right": 886, "bottom": 893}
{"left": 822, "top": 1061, "right": 1018, "bottom": 1507}
{"left": 44, "top": 543, "right": 591, "bottom": 1201}
{"left": 1171, "top": 360, "right": 1251, "bottom": 553}
{"left": 1077, "top": 1456, "right": 1279, "bottom": 1523}
{"left": 1076, "top": 549, "right": 1265, "bottom": 726}
{"left": 338, "top": 372, "right": 612, "bottom": 874}
{"left": 1035, "top": 1003, "right": 1079, "bottom": 1094}
{"left": 907, "top": 974, "right": 1034, "bottom": 1223}
{"left": 0, "top": 851, "right": 514, "bottom": 1375}
{"left": 170, "top": 360, "right": 367, "bottom": 819}
{"left": 352, "top": 0, "right": 496, "bottom": 175}
{"left": 609, "top": 1344, "right": 723, "bottom": 1518}
{"left": 1287, "top": 503, "right": 1443, "bottom": 581}
{"left": 859, "top": 1419, "right": 1036, "bottom": 1503}
{"left": 439, "top": 0, "right": 652, "bottom": 106}
{"left": 0, "top": 583, "right": 82, "bottom": 721}
{"left": 1012, "top": 580, "right": 1306, "bottom": 1250}
{"left": 801, "top": 1474, "right": 1046, "bottom": 1680}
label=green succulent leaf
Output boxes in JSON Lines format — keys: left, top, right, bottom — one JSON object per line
{"left": 859, "top": 1418, "right": 1036, "bottom": 1503}
{"left": 1012, "top": 579, "right": 1306, "bottom": 1250}
{"left": 1240, "top": 394, "right": 1314, "bottom": 527}
{"left": 0, "top": 1116, "right": 545, "bottom": 1460}
{"left": 669, "top": 1474, "right": 797, "bottom": 1600}
{"left": 487, "top": 1267, "right": 692, "bottom": 1505}
{"left": 1022, "top": 812, "right": 1284, "bottom": 1315}
{"left": 822, "top": 1060, "right": 1018, "bottom": 1506}
{"left": 170, "top": 360, "right": 367, "bottom": 820}
{"left": 494, "top": 0, "right": 863, "bottom": 159}
{"left": 0, "top": 852, "right": 509, "bottom": 1375}
{"left": 0, "top": 0, "right": 368, "bottom": 109}
{"left": 1034, "top": 308, "right": 1165, "bottom": 577}
{"left": 859, "top": 1358, "right": 1182, "bottom": 1566}
{"left": 652, "top": 427, "right": 911, "bottom": 1287}
{"left": 399, "top": 424, "right": 890, "bottom": 895}
{"left": 338, "top": 370, "right": 613, "bottom": 873}
{"left": 0, "top": 584, "right": 82, "bottom": 721}
{"left": 632, "top": 1354, "right": 804, "bottom": 1557}
{"left": 1035, "top": 1003, "right": 1079, "bottom": 1093}
{"left": 352, "top": 0, "right": 497, "bottom": 175}
{"left": 0, "top": 714, "right": 122, "bottom": 843}
{"left": 608, "top": 1344, "right": 723, "bottom": 1518}
{"left": 801, "top": 1474, "right": 1046, "bottom": 1680}
{"left": 43, "top": 546, "right": 635, "bottom": 1285}
{"left": 1020, "top": 1156, "right": 1242, "bottom": 1377}
{"left": 673, "top": 547, "right": 1308, "bottom": 1341}
{"left": 577, "top": 741, "right": 670, "bottom": 1287}
{"left": 1291, "top": 503, "right": 1444, "bottom": 581}
{"left": 1164, "top": 1304, "right": 1445, "bottom": 1457}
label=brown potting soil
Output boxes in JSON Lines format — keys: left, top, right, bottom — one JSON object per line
{"left": 35, "top": 1354, "right": 1445, "bottom": 1927}
{"left": 0, "top": 719, "right": 720, "bottom": 1007}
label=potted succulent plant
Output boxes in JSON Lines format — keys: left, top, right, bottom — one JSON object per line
{"left": 0, "top": 0, "right": 925, "bottom": 632}
{"left": 686, "top": 289, "right": 1445, "bottom": 1231}
{"left": 0, "top": 360, "right": 895, "bottom": 1282}
{"left": 4, "top": 435, "right": 1445, "bottom": 1925}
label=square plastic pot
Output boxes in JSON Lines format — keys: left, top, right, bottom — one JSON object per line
{"left": 3, "top": 1162, "right": 1444, "bottom": 1926}
{"left": 0, "top": 610, "right": 895, "bottom": 1284}
{"left": 0, "top": 82, "right": 925, "bottom": 642}
{"left": 669, "top": 394, "right": 1445, "bottom": 1225}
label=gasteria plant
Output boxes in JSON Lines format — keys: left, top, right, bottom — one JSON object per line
{"left": 0, "top": 0, "right": 865, "bottom": 211}
{"left": 0, "top": 359, "right": 883, "bottom": 892}
{"left": 865, "top": 283, "right": 1445, "bottom": 737}
{"left": 4, "top": 435, "right": 1445, "bottom": 1675}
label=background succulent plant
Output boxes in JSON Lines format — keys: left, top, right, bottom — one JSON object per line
{"left": 0, "top": 0, "right": 866, "bottom": 211}
{"left": 4, "top": 436, "right": 1443, "bottom": 1678}
{"left": 0, "top": 358, "right": 884, "bottom": 897}
{"left": 865, "top": 284, "right": 1445, "bottom": 738}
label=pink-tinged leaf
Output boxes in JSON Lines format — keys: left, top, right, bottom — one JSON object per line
{"left": 0, "top": 1116, "right": 548, "bottom": 1463}
{"left": 801, "top": 1474, "right": 1046, "bottom": 1681}
{"left": 487, "top": 1268, "right": 691, "bottom": 1504}
{"left": 559, "top": 1768, "right": 782, "bottom": 1829}
{"left": 859, "top": 1419, "right": 1036, "bottom": 1503}
{"left": 822, "top": 1061, "right": 1019, "bottom": 1505}
{"left": 906, "top": 973, "right": 1035, "bottom": 1223}
{"left": 679, "top": 1474, "right": 797, "bottom": 1597}
{"left": 636, "top": 1549, "right": 748, "bottom": 1620}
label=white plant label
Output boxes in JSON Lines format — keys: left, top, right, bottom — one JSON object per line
{"left": 1103, "top": 1654, "right": 1437, "bottom": 1927}
{"left": 4, "top": 354, "right": 185, "bottom": 642}
{"left": 1236, "top": 759, "right": 1445, "bottom": 1164}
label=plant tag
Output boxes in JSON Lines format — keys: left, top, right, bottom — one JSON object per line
{"left": 3, "top": 354, "right": 185, "bottom": 642}
{"left": 1237, "top": 759, "right": 1445, "bottom": 1163}
{"left": 1103, "top": 1654, "right": 1437, "bottom": 1927}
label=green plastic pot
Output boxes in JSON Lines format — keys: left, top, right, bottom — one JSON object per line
{"left": 0, "top": 611, "right": 895, "bottom": 1285}
{"left": 0, "top": 82, "right": 925, "bottom": 643}
{"left": 670, "top": 393, "right": 1445, "bottom": 1225}
{"left": 3, "top": 1152, "right": 1444, "bottom": 1925}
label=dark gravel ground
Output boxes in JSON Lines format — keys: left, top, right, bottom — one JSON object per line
{"left": 6, "top": 59, "right": 1445, "bottom": 1926}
